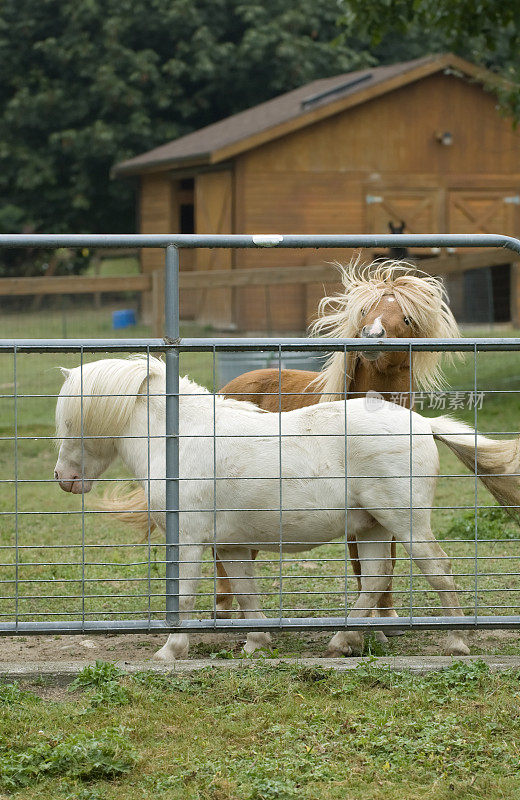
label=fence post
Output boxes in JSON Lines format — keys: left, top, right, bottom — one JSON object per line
{"left": 164, "top": 245, "right": 180, "bottom": 626}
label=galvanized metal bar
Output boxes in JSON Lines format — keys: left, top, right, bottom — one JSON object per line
{"left": 212, "top": 347, "right": 218, "bottom": 626}
{"left": 177, "top": 337, "right": 520, "bottom": 352}
{"left": 409, "top": 343, "right": 414, "bottom": 625}
{"left": 0, "top": 232, "right": 519, "bottom": 252}
{"left": 146, "top": 347, "right": 152, "bottom": 626}
{"left": 164, "top": 245, "right": 180, "bottom": 626}
{"left": 343, "top": 345, "right": 349, "bottom": 623}
{"left": 0, "top": 339, "right": 167, "bottom": 352}
{"left": 2, "top": 615, "right": 520, "bottom": 636}
{"left": 80, "top": 347, "right": 86, "bottom": 629}
{"left": 278, "top": 345, "right": 283, "bottom": 624}
{"left": 474, "top": 344, "right": 479, "bottom": 624}
{"left": 13, "top": 348, "right": 19, "bottom": 629}
{"left": 2, "top": 336, "right": 520, "bottom": 353}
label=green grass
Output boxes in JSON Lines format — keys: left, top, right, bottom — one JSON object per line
{"left": 84, "top": 256, "right": 140, "bottom": 277}
{"left": 1, "top": 316, "right": 520, "bottom": 653}
{"left": 1, "top": 660, "right": 520, "bottom": 799}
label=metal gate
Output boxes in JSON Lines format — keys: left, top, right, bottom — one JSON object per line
{"left": 1, "top": 232, "right": 520, "bottom": 637}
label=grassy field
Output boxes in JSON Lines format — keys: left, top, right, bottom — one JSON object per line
{"left": 1, "top": 659, "right": 520, "bottom": 799}
{"left": 1, "top": 315, "right": 520, "bottom": 656}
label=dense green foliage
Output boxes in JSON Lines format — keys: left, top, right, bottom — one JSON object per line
{"left": 340, "top": 0, "right": 520, "bottom": 116}
{"left": 0, "top": 0, "right": 518, "bottom": 271}
{"left": 0, "top": 0, "right": 367, "bottom": 241}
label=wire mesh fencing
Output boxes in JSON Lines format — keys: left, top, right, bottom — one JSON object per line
{"left": 1, "top": 337, "right": 520, "bottom": 638}
{"left": 1, "top": 233, "right": 520, "bottom": 640}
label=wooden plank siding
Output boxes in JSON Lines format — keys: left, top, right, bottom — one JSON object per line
{"left": 139, "top": 174, "right": 174, "bottom": 275}
{"left": 193, "top": 170, "right": 234, "bottom": 327}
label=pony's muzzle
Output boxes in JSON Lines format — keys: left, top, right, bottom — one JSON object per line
{"left": 54, "top": 468, "right": 93, "bottom": 494}
{"left": 359, "top": 328, "right": 386, "bottom": 361}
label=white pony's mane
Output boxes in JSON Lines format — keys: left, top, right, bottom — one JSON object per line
{"left": 56, "top": 356, "right": 265, "bottom": 438}
{"left": 310, "top": 258, "right": 461, "bottom": 398}
{"left": 56, "top": 356, "right": 171, "bottom": 437}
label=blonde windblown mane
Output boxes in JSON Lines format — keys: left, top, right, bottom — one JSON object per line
{"left": 310, "top": 259, "right": 461, "bottom": 399}
{"left": 56, "top": 355, "right": 166, "bottom": 438}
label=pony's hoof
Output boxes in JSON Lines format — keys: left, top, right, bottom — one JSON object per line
{"left": 153, "top": 635, "right": 189, "bottom": 661}
{"left": 326, "top": 643, "right": 352, "bottom": 657}
{"left": 374, "top": 631, "right": 389, "bottom": 645}
{"left": 326, "top": 631, "right": 363, "bottom": 657}
{"left": 242, "top": 632, "right": 271, "bottom": 655}
{"left": 384, "top": 628, "right": 406, "bottom": 637}
{"left": 444, "top": 639, "right": 470, "bottom": 657}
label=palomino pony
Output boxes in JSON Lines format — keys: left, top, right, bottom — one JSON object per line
{"left": 54, "top": 357, "right": 520, "bottom": 660}
{"left": 217, "top": 260, "right": 461, "bottom": 622}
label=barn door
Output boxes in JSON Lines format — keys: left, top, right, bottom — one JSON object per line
{"left": 365, "top": 189, "right": 441, "bottom": 254}
{"left": 194, "top": 170, "right": 234, "bottom": 328}
{"left": 448, "top": 190, "right": 519, "bottom": 325}
{"left": 448, "top": 190, "right": 519, "bottom": 237}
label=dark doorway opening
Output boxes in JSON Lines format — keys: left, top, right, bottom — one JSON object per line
{"left": 178, "top": 178, "right": 195, "bottom": 234}
{"left": 463, "top": 263, "right": 511, "bottom": 324}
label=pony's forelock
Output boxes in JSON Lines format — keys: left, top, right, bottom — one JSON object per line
{"left": 310, "top": 257, "right": 461, "bottom": 397}
{"left": 56, "top": 355, "right": 166, "bottom": 438}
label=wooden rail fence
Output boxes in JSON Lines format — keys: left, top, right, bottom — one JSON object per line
{"left": 0, "top": 249, "right": 518, "bottom": 335}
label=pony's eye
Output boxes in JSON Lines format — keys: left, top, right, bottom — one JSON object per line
{"left": 404, "top": 317, "right": 411, "bottom": 326}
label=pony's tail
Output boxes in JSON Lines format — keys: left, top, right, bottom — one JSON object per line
{"left": 430, "top": 416, "right": 520, "bottom": 521}
{"left": 94, "top": 484, "right": 156, "bottom": 537}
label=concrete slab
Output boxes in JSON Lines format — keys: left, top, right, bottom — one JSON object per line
{"left": 2, "top": 654, "right": 520, "bottom": 685}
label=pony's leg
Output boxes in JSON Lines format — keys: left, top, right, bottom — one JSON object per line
{"left": 217, "top": 546, "right": 272, "bottom": 655}
{"left": 154, "top": 544, "right": 204, "bottom": 661}
{"left": 328, "top": 525, "right": 393, "bottom": 656}
{"left": 374, "top": 537, "right": 404, "bottom": 638}
{"left": 215, "top": 551, "right": 234, "bottom": 618}
{"left": 398, "top": 528, "right": 469, "bottom": 656}
{"left": 215, "top": 548, "right": 260, "bottom": 618}
{"left": 347, "top": 537, "right": 363, "bottom": 594}
{"left": 347, "top": 536, "right": 400, "bottom": 643}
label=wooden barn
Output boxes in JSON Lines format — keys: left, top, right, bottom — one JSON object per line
{"left": 113, "top": 53, "right": 520, "bottom": 332}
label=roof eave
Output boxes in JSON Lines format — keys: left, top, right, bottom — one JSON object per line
{"left": 111, "top": 152, "right": 212, "bottom": 179}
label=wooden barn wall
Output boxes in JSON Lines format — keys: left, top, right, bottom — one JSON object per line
{"left": 139, "top": 174, "right": 174, "bottom": 275}
{"left": 193, "top": 170, "right": 234, "bottom": 327}
{"left": 233, "top": 72, "right": 520, "bottom": 331}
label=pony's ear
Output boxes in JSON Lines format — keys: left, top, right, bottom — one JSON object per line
{"left": 60, "top": 367, "right": 71, "bottom": 378}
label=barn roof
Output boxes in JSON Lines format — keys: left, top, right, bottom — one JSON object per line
{"left": 113, "top": 53, "right": 501, "bottom": 178}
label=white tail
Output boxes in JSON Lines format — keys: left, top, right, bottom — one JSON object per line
{"left": 94, "top": 484, "right": 156, "bottom": 537}
{"left": 430, "top": 416, "right": 520, "bottom": 520}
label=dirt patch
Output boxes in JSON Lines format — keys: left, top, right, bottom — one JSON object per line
{"left": 0, "top": 628, "right": 519, "bottom": 664}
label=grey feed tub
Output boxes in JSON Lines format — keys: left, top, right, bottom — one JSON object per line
{"left": 217, "top": 350, "right": 326, "bottom": 388}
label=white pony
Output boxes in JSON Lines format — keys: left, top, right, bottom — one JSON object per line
{"left": 54, "top": 356, "right": 520, "bottom": 660}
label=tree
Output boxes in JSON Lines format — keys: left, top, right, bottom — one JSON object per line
{"left": 339, "top": 0, "right": 520, "bottom": 118}
{"left": 0, "top": 0, "right": 369, "bottom": 245}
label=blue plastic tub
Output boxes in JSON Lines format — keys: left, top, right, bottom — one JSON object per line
{"left": 112, "top": 309, "right": 136, "bottom": 329}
